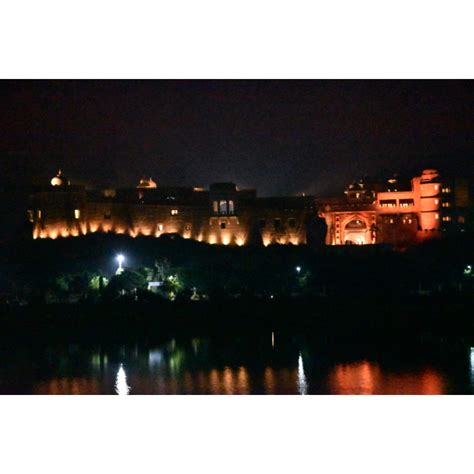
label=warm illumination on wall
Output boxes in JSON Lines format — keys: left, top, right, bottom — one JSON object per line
{"left": 235, "top": 234, "right": 246, "bottom": 246}
{"left": 208, "top": 234, "right": 217, "bottom": 245}
{"left": 290, "top": 236, "right": 300, "bottom": 245}
{"left": 221, "top": 234, "right": 231, "bottom": 246}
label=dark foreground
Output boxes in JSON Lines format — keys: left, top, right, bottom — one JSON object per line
{"left": 1, "top": 296, "right": 474, "bottom": 394}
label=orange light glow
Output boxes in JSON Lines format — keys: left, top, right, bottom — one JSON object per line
{"left": 235, "top": 235, "right": 246, "bottom": 246}
{"left": 236, "top": 367, "right": 250, "bottom": 394}
{"left": 222, "top": 367, "right": 235, "bottom": 394}
{"left": 221, "top": 234, "right": 231, "bottom": 246}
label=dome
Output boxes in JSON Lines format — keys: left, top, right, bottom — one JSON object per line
{"left": 50, "top": 169, "right": 69, "bottom": 187}
{"left": 137, "top": 177, "right": 157, "bottom": 189}
{"left": 421, "top": 169, "right": 439, "bottom": 182}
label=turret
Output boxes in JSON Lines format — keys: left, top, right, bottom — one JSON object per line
{"left": 419, "top": 169, "right": 441, "bottom": 231}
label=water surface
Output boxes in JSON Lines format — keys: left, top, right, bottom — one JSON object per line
{"left": 0, "top": 334, "right": 472, "bottom": 394}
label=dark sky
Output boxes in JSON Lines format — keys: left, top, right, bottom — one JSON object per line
{"left": 1, "top": 80, "right": 473, "bottom": 196}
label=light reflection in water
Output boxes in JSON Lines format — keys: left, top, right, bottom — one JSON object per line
{"left": 237, "top": 367, "right": 250, "bottom": 394}
{"left": 297, "top": 352, "right": 307, "bottom": 395}
{"left": 328, "top": 361, "right": 445, "bottom": 395}
{"left": 10, "top": 337, "right": 460, "bottom": 394}
{"left": 264, "top": 367, "right": 276, "bottom": 394}
{"left": 223, "top": 367, "right": 235, "bottom": 394}
{"left": 148, "top": 349, "right": 163, "bottom": 367}
{"left": 470, "top": 348, "right": 474, "bottom": 391}
{"left": 115, "top": 364, "right": 130, "bottom": 395}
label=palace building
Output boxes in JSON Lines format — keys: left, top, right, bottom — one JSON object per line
{"left": 318, "top": 169, "right": 473, "bottom": 246}
{"left": 28, "top": 171, "right": 320, "bottom": 246}
{"left": 27, "top": 168, "right": 473, "bottom": 247}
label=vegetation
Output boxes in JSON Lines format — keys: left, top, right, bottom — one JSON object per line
{"left": 0, "top": 232, "right": 474, "bottom": 307}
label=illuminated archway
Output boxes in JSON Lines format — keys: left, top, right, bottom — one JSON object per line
{"left": 342, "top": 216, "right": 369, "bottom": 245}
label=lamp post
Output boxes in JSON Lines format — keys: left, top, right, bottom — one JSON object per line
{"left": 116, "top": 254, "right": 125, "bottom": 275}
{"left": 296, "top": 266, "right": 301, "bottom": 274}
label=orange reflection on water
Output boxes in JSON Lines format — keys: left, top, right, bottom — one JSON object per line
{"left": 329, "top": 361, "right": 382, "bottom": 394}
{"left": 209, "top": 369, "right": 221, "bottom": 394}
{"left": 34, "top": 377, "right": 100, "bottom": 395}
{"left": 223, "top": 367, "right": 235, "bottom": 394}
{"left": 328, "top": 361, "right": 446, "bottom": 395}
{"left": 264, "top": 367, "right": 276, "bottom": 394}
{"left": 236, "top": 367, "right": 250, "bottom": 394}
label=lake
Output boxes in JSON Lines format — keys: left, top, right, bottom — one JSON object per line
{"left": 0, "top": 333, "right": 472, "bottom": 394}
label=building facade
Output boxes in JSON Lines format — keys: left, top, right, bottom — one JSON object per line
{"left": 318, "top": 169, "right": 473, "bottom": 246}
{"left": 28, "top": 171, "right": 318, "bottom": 246}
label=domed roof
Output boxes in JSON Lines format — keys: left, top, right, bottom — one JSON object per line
{"left": 50, "top": 169, "right": 70, "bottom": 187}
{"left": 137, "top": 177, "right": 157, "bottom": 189}
{"left": 420, "top": 168, "right": 439, "bottom": 183}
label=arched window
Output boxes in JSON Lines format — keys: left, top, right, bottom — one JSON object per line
{"left": 219, "top": 200, "right": 228, "bottom": 214}
{"left": 228, "top": 200, "right": 235, "bottom": 214}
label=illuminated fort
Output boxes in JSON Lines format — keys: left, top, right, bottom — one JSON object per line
{"left": 28, "top": 170, "right": 318, "bottom": 246}
{"left": 28, "top": 168, "right": 472, "bottom": 246}
{"left": 318, "top": 169, "right": 472, "bottom": 246}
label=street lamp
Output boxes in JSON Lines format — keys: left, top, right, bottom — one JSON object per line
{"left": 116, "top": 254, "right": 125, "bottom": 274}
{"left": 296, "top": 266, "right": 301, "bottom": 274}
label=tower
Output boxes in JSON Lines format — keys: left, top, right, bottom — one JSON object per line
{"left": 419, "top": 169, "right": 441, "bottom": 232}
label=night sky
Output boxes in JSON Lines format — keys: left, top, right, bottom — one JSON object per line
{"left": 1, "top": 80, "right": 473, "bottom": 196}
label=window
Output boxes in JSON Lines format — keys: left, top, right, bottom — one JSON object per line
{"left": 74, "top": 209, "right": 80, "bottom": 219}
{"left": 274, "top": 218, "right": 282, "bottom": 230}
{"left": 434, "top": 184, "right": 439, "bottom": 191}
{"left": 434, "top": 199, "right": 439, "bottom": 205}
{"left": 442, "top": 216, "right": 452, "bottom": 222}
{"left": 104, "top": 212, "right": 111, "bottom": 220}
{"left": 355, "top": 192, "right": 360, "bottom": 199}
{"left": 219, "top": 200, "right": 228, "bottom": 214}
{"left": 171, "top": 209, "right": 178, "bottom": 216}
{"left": 288, "top": 218, "right": 296, "bottom": 228}
{"left": 379, "top": 200, "right": 397, "bottom": 208}
{"left": 220, "top": 222, "right": 226, "bottom": 229}
{"left": 442, "top": 187, "right": 451, "bottom": 193}
{"left": 259, "top": 219, "right": 266, "bottom": 229}
{"left": 435, "top": 213, "right": 439, "bottom": 220}
{"left": 399, "top": 199, "right": 414, "bottom": 208}
{"left": 442, "top": 202, "right": 451, "bottom": 208}
{"left": 213, "top": 201, "right": 218, "bottom": 213}
{"left": 37, "top": 209, "right": 42, "bottom": 219}
{"left": 158, "top": 223, "right": 164, "bottom": 231}
{"left": 228, "top": 200, "right": 235, "bottom": 214}
{"left": 389, "top": 218, "right": 394, "bottom": 224}
{"left": 458, "top": 216, "right": 465, "bottom": 224}
{"left": 185, "top": 223, "right": 192, "bottom": 231}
